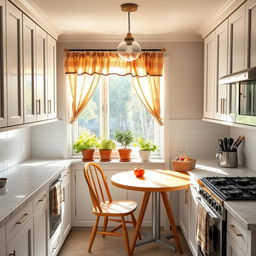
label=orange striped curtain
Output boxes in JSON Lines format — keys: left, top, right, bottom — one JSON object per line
{"left": 65, "top": 51, "right": 164, "bottom": 124}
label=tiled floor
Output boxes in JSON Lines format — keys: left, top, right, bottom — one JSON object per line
{"left": 58, "top": 227, "right": 192, "bottom": 256}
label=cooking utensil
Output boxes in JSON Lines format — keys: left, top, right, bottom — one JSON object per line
{"left": 223, "top": 137, "right": 228, "bottom": 151}
{"left": 218, "top": 139, "right": 224, "bottom": 151}
{"left": 0, "top": 178, "right": 7, "bottom": 188}
{"left": 231, "top": 136, "right": 245, "bottom": 151}
{"left": 228, "top": 138, "right": 234, "bottom": 151}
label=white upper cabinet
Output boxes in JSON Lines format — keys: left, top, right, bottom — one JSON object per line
{"left": 6, "top": 1, "right": 23, "bottom": 126}
{"left": 35, "top": 26, "right": 47, "bottom": 121}
{"left": 228, "top": 4, "right": 246, "bottom": 73}
{"left": 204, "top": 31, "right": 216, "bottom": 119}
{"left": 215, "top": 20, "right": 229, "bottom": 120}
{"left": 23, "top": 15, "right": 36, "bottom": 123}
{"left": 0, "top": 0, "right": 6, "bottom": 128}
{"left": 246, "top": 0, "right": 256, "bottom": 67}
{"left": 47, "top": 35, "right": 57, "bottom": 119}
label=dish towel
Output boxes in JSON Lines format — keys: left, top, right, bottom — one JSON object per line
{"left": 50, "top": 182, "right": 61, "bottom": 215}
{"left": 196, "top": 203, "right": 210, "bottom": 255}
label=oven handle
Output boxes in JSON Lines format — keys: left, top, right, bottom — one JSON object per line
{"left": 195, "top": 195, "right": 220, "bottom": 221}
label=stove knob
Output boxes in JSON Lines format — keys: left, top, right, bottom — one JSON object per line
{"left": 199, "top": 190, "right": 203, "bottom": 195}
{"left": 208, "top": 198, "right": 212, "bottom": 204}
{"left": 211, "top": 200, "right": 216, "bottom": 207}
{"left": 215, "top": 205, "right": 220, "bottom": 212}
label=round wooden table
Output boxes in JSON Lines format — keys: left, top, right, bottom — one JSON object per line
{"left": 111, "top": 169, "right": 190, "bottom": 254}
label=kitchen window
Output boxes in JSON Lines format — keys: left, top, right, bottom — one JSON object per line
{"left": 72, "top": 75, "right": 163, "bottom": 157}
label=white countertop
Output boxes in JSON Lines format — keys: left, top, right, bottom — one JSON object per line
{"left": 190, "top": 160, "right": 256, "bottom": 230}
{"left": 0, "top": 159, "right": 71, "bottom": 226}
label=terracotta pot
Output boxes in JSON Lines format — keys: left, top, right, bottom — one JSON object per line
{"left": 99, "top": 149, "right": 112, "bottom": 162}
{"left": 139, "top": 150, "right": 151, "bottom": 162}
{"left": 118, "top": 148, "right": 132, "bottom": 162}
{"left": 81, "top": 149, "right": 95, "bottom": 162}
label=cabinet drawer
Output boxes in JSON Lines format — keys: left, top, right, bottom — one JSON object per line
{"left": 33, "top": 186, "right": 48, "bottom": 214}
{"left": 227, "top": 212, "right": 248, "bottom": 254}
{"left": 0, "top": 224, "right": 5, "bottom": 250}
{"left": 6, "top": 201, "right": 33, "bottom": 242}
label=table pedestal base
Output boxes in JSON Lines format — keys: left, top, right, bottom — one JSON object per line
{"left": 135, "top": 192, "right": 176, "bottom": 252}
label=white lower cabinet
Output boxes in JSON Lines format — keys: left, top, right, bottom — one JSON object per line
{"left": 7, "top": 217, "right": 34, "bottom": 256}
{"left": 61, "top": 169, "right": 71, "bottom": 240}
{"left": 227, "top": 234, "right": 247, "bottom": 256}
{"left": 179, "top": 184, "right": 199, "bottom": 256}
{"left": 33, "top": 187, "right": 48, "bottom": 256}
{"left": 0, "top": 224, "right": 5, "bottom": 256}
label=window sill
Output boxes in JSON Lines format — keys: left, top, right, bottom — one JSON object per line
{"left": 71, "top": 157, "right": 166, "bottom": 170}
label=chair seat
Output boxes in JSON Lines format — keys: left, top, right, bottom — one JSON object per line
{"left": 93, "top": 200, "right": 137, "bottom": 216}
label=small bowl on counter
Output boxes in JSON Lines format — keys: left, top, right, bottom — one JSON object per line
{"left": 0, "top": 178, "right": 7, "bottom": 188}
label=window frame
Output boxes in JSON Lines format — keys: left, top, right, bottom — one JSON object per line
{"left": 71, "top": 74, "right": 164, "bottom": 159}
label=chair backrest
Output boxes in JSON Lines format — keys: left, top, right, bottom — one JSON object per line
{"left": 84, "top": 162, "right": 112, "bottom": 213}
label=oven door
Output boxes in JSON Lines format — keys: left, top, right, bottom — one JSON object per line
{"left": 196, "top": 198, "right": 226, "bottom": 256}
{"left": 236, "top": 81, "right": 256, "bottom": 126}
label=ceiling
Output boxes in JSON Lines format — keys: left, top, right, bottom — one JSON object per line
{"left": 32, "top": 0, "right": 226, "bottom": 37}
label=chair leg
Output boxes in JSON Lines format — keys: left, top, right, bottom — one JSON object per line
{"left": 130, "top": 213, "right": 142, "bottom": 240}
{"left": 88, "top": 216, "right": 100, "bottom": 252}
{"left": 121, "top": 216, "right": 131, "bottom": 256}
{"left": 103, "top": 216, "right": 108, "bottom": 237}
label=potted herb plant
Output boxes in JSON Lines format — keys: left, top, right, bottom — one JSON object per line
{"left": 73, "top": 132, "right": 98, "bottom": 161}
{"left": 135, "top": 138, "right": 158, "bottom": 162}
{"left": 114, "top": 130, "right": 134, "bottom": 162}
{"left": 97, "top": 138, "right": 116, "bottom": 162}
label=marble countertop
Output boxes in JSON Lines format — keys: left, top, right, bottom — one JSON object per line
{"left": 0, "top": 159, "right": 71, "bottom": 226}
{"left": 190, "top": 160, "right": 256, "bottom": 230}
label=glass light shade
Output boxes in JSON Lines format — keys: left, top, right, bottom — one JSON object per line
{"left": 117, "top": 40, "right": 141, "bottom": 61}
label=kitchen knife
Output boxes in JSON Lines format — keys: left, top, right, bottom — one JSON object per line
{"left": 231, "top": 136, "right": 243, "bottom": 151}
{"left": 218, "top": 139, "right": 224, "bottom": 151}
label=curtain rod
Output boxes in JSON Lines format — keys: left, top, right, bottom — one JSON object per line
{"left": 65, "top": 48, "right": 166, "bottom": 52}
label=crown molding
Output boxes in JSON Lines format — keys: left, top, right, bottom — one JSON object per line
{"left": 58, "top": 34, "right": 203, "bottom": 43}
{"left": 10, "top": 0, "right": 62, "bottom": 39}
{"left": 197, "top": 0, "right": 246, "bottom": 38}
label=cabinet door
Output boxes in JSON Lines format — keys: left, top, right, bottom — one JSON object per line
{"left": 35, "top": 26, "right": 47, "bottom": 121}
{"left": 47, "top": 35, "right": 57, "bottom": 119}
{"left": 23, "top": 15, "right": 36, "bottom": 123}
{"left": 215, "top": 20, "right": 229, "bottom": 120}
{"left": 34, "top": 199, "right": 48, "bottom": 256}
{"left": 246, "top": 0, "right": 256, "bottom": 67}
{"left": 189, "top": 187, "right": 199, "bottom": 256}
{"left": 0, "top": 0, "right": 6, "bottom": 128}
{"left": 6, "top": 1, "right": 23, "bottom": 126}
{"left": 179, "top": 189, "right": 189, "bottom": 239}
{"left": 204, "top": 31, "right": 216, "bottom": 119}
{"left": 62, "top": 174, "right": 71, "bottom": 239}
{"left": 228, "top": 4, "right": 246, "bottom": 73}
{"left": 227, "top": 234, "right": 247, "bottom": 256}
{"left": 7, "top": 218, "right": 34, "bottom": 256}
{"left": 0, "top": 224, "right": 5, "bottom": 256}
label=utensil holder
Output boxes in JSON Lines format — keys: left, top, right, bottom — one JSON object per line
{"left": 216, "top": 151, "right": 238, "bottom": 168}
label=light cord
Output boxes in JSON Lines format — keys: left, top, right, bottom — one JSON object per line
{"left": 128, "top": 12, "right": 131, "bottom": 33}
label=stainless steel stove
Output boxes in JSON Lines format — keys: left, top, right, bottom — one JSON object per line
{"left": 201, "top": 177, "right": 256, "bottom": 201}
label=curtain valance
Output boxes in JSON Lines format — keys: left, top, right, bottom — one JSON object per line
{"left": 64, "top": 51, "right": 163, "bottom": 77}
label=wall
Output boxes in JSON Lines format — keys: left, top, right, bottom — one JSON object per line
{"left": 0, "top": 128, "right": 31, "bottom": 173}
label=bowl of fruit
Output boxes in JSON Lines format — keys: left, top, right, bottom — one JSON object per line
{"left": 171, "top": 155, "right": 196, "bottom": 171}
{"left": 133, "top": 168, "right": 145, "bottom": 178}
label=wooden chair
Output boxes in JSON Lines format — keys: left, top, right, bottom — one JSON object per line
{"left": 84, "top": 162, "right": 140, "bottom": 255}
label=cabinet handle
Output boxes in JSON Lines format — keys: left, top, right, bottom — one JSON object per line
{"left": 38, "top": 194, "right": 47, "bottom": 202}
{"left": 62, "top": 188, "right": 65, "bottom": 202}
{"left": 48, "top": 100, "right": 51, "bottom": 114}
{"left": 16, "top": 213, "right": 29, "bottom": 224}
{"left": 184, "top": 189, "right": 189, "bottom": 204}
{"left": 9, "top": 251, "right": 16, "bottom": 256}
{"left": 230, "top": 224, "right": 243, "bottom": 237}
{"left": 223, "top": 98, "right": 226, "bottom": 114}
{"left": 36, "top": 99, "right": 41, "bottom": 115}
{"left": 220, "top": 98, "right": 223, "bottom": 114}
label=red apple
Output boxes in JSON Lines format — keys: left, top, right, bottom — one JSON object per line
{"left": 134, "top": 168, "right": 145, "bottom": 178}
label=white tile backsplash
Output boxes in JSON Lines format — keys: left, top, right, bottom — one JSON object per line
{"left": 31, "top": 121, "right": 68, "bottom": 158}
{"left": 230, "top": 127, "right": 256, "bottom": 170}
{"left": 169, "top": 120, "right": 230, "bottom": 160}
{"left": 0, "top": 128, "right": 31, "bottom": 173}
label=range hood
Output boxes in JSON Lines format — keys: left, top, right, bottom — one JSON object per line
{"left": 219, "top": 67, "right": 256, "bottom": 85}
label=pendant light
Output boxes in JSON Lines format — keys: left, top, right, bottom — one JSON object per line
{"left": 117, "top": 3, "right": 141, "bottom": 62}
